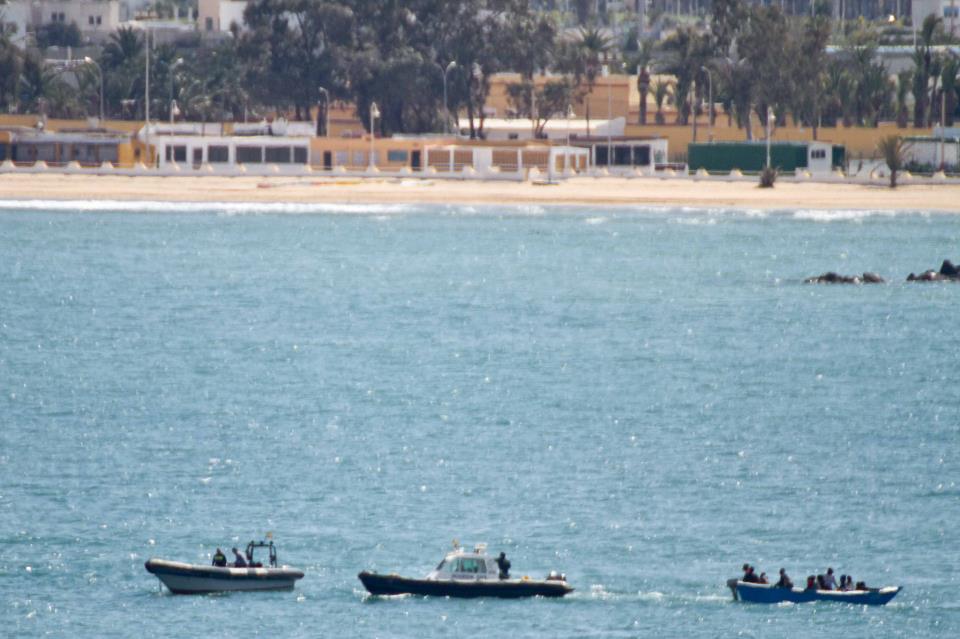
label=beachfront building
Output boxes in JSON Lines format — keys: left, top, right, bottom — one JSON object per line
{"left": 687, "top": 141, "right": 844, "bottom": 175}
{"left": 903, "top": 127, "right": 960, "bottom": 170}
{"left": 147, "top": 124, "right": 310, "bottom": 170}
{"left": 572, "top": 136, "right": 669, "bottom": 173}
{"left": 0, "top": 126, "right": 133, "bottom": 165}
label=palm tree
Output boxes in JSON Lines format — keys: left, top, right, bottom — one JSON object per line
{"left": 652, "top": 78, "right": 672, "bottom": 124}
{"left": 913, "top": 15, "right": 942, "bottom": 127}
{"left": 895, "top": 70, "right": 912, "bottom": 128}
{"left": 573, "top": 27, "right": 612, "bottom": 136}
{"left": 876, "top": 135, "right": 910, "bottom": 188}
{"left": 940, "top": 55, "right": 959, "bottom": 127}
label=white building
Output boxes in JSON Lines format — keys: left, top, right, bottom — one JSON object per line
{"left": 30, "top": 0, "right": 121, "bottom": 42}
{"left": 146, "top": 123, "right": 310, "bottom": 171}
{"left": 913, "top": 0, "right": 959, "bottom": 36}
{"left": 471, "top": 117, "right": 626, "bottom": 141}
{"left": 198, "top": 0, "right": 247, "bottom": 35}
{"left": 0, "top": 1, "right": 31, "bottom": 47}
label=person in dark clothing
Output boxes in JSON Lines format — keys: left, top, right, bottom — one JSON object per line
{"left": 212, "top": 548, "right": 227, "bottom": 567}
{"left": 759, "top": 572, "right": 768, "bottom": 584}
{"left": 232, "top": 547, "right": 248, "bottom": 568}
{"left": 496, "top": 552, "right": 511, "bottom": 579}
{"left": 742, "top": 564, "right": 760, "bottom": 583}
{"left": 805, "top": 576, "right": 817, "bottom": 590}
{"left": 816, "top": 574, "right": 827, "bottom": 590}
{"left": 774, "top": 568, "right": 793, "bottom": 589}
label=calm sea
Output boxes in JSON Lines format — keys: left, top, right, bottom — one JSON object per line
{"left": 1, "top": 202, "right": 958, "bottom": 638}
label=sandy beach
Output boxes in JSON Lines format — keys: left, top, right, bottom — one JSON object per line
{"left": 1, "top": 173, "right": 959, "bottom": 212}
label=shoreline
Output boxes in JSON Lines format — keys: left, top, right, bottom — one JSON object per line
{"left": 2, "top": 174, "right": 960, "bottom": 212}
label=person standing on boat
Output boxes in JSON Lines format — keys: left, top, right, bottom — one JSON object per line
{"left": 212, "top": 548, "right": 227, "bottom": 567}
{"left": 232, "top": 547, "right": 248, "bottom": 567}
{"left": 822, "top": 567, "right": 837, "bottom": 590}
{"left": 774, "top": 568, "right": 793, "bottom": 589}
{"left": 496, "top": 552, "right": 511, "bottom": 580}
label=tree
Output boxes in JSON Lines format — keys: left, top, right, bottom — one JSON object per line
{"left": 658, "top": 26, "right": 710, "bottom": 125}
{"left": 913, "top": 15, "right": 942, "bottom": 127}
{"left": 895, "top": 70, "right": 912, "bottom": 128}
{"left": 940, "top": 55, "right": 959, "bottom": 127}
{"left": 876, "top": 134, "right": 909, "bottom": 188}
{"left": 0, "top": 20, "right": 21, "bottom": 112}
{"left": 560, "top": 26, "right": 612, "bottom": 135}
{"left": 652, "top": 78, "right": 672, "bottom": 124}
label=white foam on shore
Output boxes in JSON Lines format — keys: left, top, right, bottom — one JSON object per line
{"left": 791, "top": 208, "right": 929, "bottom": 222}
{"left": 0, "top": 199, "right": 418, "bottom": 216}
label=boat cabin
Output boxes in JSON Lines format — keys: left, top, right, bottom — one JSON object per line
{"left": 426, "top": 543, "right": 501, "bottom": 581}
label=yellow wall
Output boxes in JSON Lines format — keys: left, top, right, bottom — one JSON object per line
{"left": 486, "top": 73, "right": 632, "bottom": 121}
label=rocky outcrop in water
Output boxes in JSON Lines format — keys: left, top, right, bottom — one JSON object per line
{"left": 805, "top": 272, "right": 885, "bottom": 284}
{"left": 907, "top": 260, "right": 960, "bottom": 282}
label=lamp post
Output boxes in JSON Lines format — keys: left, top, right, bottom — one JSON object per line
{"left": 368, "top": 101, "right": 380, "bottom": 171}
{"left": 317, "top": 86, "right": 329, "bottom": 137}
{"left": 766, "top": 106, "right": 775, "bottom": 169}
{"left": 701, "top": 65, "right": 713, "bottom": 142}
{"left": 144, "top": 27, "right": 152, "bottom": 167}
{"left": 439, "top": 60, "right": 457, "bottom": 134}
{"left": 82, "top": 56, "right": 104, "bottom": 123}
{"left": 603, "top": 64, "right": 611, "bottom": 169}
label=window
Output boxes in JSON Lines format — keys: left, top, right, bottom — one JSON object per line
{"left": 613, "top": 145, "right": 632, "bottom": 166}
{"left": 293, "top": 147, "right": 308, "bottom": 164}
{"left": 810, "top": 149, "right": 826, "bottom": 160}
{"left": 456, "top": 558, "right": 480, "bottom": 573}
{"left": 59, "top": 12, "right": 65, "bottom": 22}
{"left": 265, "top": 146, "right": 291, "bottom": 163}
{"left": 208, "top": 146, "right": 229, "bottom": 163}
{"left": 236, "top": 146, "right": 263, "bottom": 163}
{"left": 633, "top": 145, "right": 651, "bottom": 166}
{"left": 52, "top": 12, "right": 58, "bottom": 21}
{"left": 96, "top": 16, "right": 102, "bottom": 25}
{"left": 387, "top": 149, "right": 408, "bottom": 163}
{"left": 89, "top": 16, "right": 94, "bottom": 25}
{"left": 173, "top": 146, "right": 186, "bottom": 163}
{"left": 205, "top": 17, "right": 214, "bottom": 31}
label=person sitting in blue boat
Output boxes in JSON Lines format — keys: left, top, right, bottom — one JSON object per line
{"left": 212, "top": 548, "right": 227, "bottom": 567}
{"left": 838, "top": 575, "right": 851, "bottom": 591}
{"left": 816, "top": 574, "right": 828, "bottom": 590}
{"left": 822, "top": 568, "right": 837, "bottom": 590}
{"left": 742, "top": 564, "right": 761, "bottom": 583}
{"left": 774, "top": 568, "right": 793, "bottom": 589}
{"left": 805, "top": 576, "right": 817, "bottom": 590}
{"left": 232, "top": 547, "right": 248, "bottom": 568}
{"left": 758, "top": 572, "right": 768, "bottom": 584}
{"left": 855, "top": 580, "right": 868, "bottom": 591}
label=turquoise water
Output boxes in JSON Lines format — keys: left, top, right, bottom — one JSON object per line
{"left": 1, "top": 203, "right": 958, "bottom": 638}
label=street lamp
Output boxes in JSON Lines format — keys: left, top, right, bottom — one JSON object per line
{"left": 439, "top": 60, "right": 457, "bottom": 134}
{"left": 766, "top": 107, "right": 775, "bottom": 169}
{"left": 317, "top": 86, "right": 330, "bottom": 137}
{"left": 368, "top": 101, "right": 380, "bottom": 170}
{"left": 602, "top": 64, "right": 611, "bottom": 169}
{"left": 82, "top": 56, "right": 104, "bottom": 123}
{"left": 700, "top": 65, "right": 713, "bottom": 142}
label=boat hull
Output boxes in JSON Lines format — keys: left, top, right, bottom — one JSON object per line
{"left": 358, "top": 571, "right": 573, "bottom": 598}
{"left": 729, "top": 580, "right": 901, "bottom": 606}
{"left": 145, "top": 559, "right": 304, "bottom": 594}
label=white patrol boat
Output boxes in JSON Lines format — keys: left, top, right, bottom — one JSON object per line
{"left": 145, "top": 540, "right": 304, "bottom": 594}
{"left": 358, "top": 542, "right": 573, "bottom": 598}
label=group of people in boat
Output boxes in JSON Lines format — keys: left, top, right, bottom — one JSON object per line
{"left": 211, "top": 547, "right": 258, "bottom": 568}
{"left": 741, "top": 564, "right": 868, "bottom": 591}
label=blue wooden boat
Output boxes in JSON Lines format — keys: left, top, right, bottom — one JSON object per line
{"left": 727, "top": 579, "right": 901, "bottom": 605}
